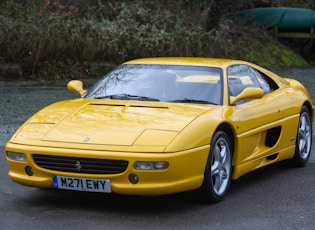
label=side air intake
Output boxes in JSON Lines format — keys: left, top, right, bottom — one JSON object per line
{"left": 265, "top": 126, "right": 281, "bottom": 147}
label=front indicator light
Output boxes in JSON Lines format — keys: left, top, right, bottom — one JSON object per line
{"left": 6, "top": 152, "right": 27, "bottom": 162}
{"left": 134, "top": 161, "right": 169, "bottom": 170}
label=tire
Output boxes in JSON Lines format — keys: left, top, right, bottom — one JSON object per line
{"left": 292, "top": 106, "right": 312, "bottom": 167}
{"left": 199, "top": 131, "right": 232, "bottom": 203}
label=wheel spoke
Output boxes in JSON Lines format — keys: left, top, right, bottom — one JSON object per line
{"left": 213, "top": 174, "right": 222, "bottom": 191}
{"left": 219, "top": 144, "right": 227, "bottom": 162}
{"left": 214, "top": 145, "right": 221, "bottom": 161}
{"left": 299, "top": 135, "right": 306, "bottom": 153}
{"left": 220, "top": 167, "right": 228, "bottom": 180}
{"left": 211, "top": 162, "right": 220, "bottom": 175}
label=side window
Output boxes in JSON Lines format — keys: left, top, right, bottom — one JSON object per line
{"left": 253, "top": 68, "right": 279, "bottom": 93}
{"left": 227, "top": 64, "right": 278, "bottom": 96}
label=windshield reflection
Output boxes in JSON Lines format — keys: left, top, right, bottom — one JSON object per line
{"left": 84, "top": 64, "right": 223, "bottom": 105}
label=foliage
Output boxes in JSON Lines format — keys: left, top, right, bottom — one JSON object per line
{"left": 0, "top": 0, "right": 310, "bottom": 79}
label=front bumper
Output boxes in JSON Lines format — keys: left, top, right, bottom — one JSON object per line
{"left": 5, "top": 142, "right": 210, "bottom": 195}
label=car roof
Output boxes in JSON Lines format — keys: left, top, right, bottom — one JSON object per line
{"left": 123, "top": 57, "right": 250, "bottom": 68}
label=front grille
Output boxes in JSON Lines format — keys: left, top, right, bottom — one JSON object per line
{"left": 33, "top": 154, "right": 128, "bottom": 174}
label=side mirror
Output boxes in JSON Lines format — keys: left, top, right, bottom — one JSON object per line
{"left": 67, "top": 80, "right": 87, "bottom": 97}
{"left": 230, "top": 87, "right": 264, "bottom": 105}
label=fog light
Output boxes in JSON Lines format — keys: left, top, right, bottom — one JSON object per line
{"left": 134, "top": 161, "right": 169, "bottom": 170}
{"left": 25, "top": 166, "right": 34, "bottom": 176}
{"left": 129, "top": 173, "right": 139, "bottom": 184}
{"left": 6, "top": 152, "right": 27, "bottom": 162}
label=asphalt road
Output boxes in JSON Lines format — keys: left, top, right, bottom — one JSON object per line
{"left": 1, "top": 70, "right": 315, "bottom": 230}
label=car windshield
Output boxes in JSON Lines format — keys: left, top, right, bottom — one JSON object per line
{"left": 84, "top": 64, "right": 223, "bottom": 105}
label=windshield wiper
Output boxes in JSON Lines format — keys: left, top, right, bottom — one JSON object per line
{"left": 94, "top": 94, "right": 160, "bottom": 101}
{"left": 169, "top": 98, "right": 216, "bottom": 104}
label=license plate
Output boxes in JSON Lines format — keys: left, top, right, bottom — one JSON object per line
{"left": 52, "top": 175, "right": 111, "bottom": 193}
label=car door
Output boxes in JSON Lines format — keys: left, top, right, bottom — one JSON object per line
{"left": 227, "top": 64, "right": 285, "bottom": 166}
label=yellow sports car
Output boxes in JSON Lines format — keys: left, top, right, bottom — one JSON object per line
{"left": 5, "top": 57, "right": 314, "bottom": 203}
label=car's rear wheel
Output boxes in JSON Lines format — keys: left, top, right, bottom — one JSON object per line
{"left": 199, "top": 130, "right": 232, "bottom": 203}
{"left": 292, "top": 106, "right": 312, "bottom": 166}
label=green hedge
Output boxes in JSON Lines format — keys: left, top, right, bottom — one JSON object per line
{"left": 0, "top": 0, "right": 309, "bottom": 79}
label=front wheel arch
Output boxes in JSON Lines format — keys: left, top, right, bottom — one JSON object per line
{"left": 216, "top": 123, "right": 235, "bottom": 155}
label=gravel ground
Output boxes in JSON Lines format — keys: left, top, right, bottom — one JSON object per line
{"left": 0, "top": 80, "right": 75, "bottom": 145}
{"left": 1, "top": 68, "right": 315, "bottom": 146}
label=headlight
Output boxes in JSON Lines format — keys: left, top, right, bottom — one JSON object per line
{"left": 6, "top": 152, "right": 27, "bottom": 162}
{"left": 134, "top": 161, "right": 169, "bottom": 170}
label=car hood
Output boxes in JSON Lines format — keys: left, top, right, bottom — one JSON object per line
{"left": 11, "top": 99, "right": 216, "bottom": 149}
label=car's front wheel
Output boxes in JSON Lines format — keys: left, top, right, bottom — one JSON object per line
{"left": 292, "top": 106, "right": 312, "bottom": 166}
{"left": 199, "top": 130, "right": 232, "bottom": 203}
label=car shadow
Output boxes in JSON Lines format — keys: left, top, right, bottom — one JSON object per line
{"left": 25, "top": 188, "right": 201, "bottom": 215}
